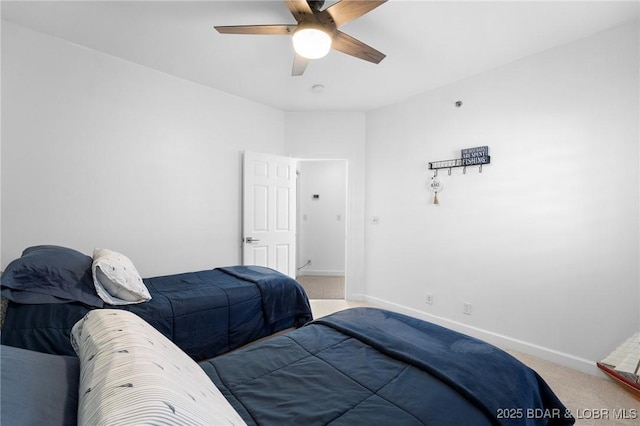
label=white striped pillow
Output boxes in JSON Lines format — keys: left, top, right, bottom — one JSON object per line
{"left": 70, "top": 309, "right": 246, "bottom": 426}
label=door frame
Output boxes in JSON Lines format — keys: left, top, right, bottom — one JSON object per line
{"left": 295, "top": 158, "right": 348, "bottom": 298}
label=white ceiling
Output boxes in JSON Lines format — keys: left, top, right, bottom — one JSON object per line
{"left": 2, "top": 1, "right": 638, "bottom": 112}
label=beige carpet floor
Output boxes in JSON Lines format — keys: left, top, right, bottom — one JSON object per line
{"left": 296, "top": 275, "right": 345, "bottom": 299}
{"left": 310, "top": 300, "right": 640, "bottom": 426}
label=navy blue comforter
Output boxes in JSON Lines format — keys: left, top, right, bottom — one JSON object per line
{"left": 1, "top": 267, "right": 312, "bottom": 360}
{"left": 201, "top": 308, "right": 574, "bottom": 426}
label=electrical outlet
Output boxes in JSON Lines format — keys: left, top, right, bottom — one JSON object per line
{"left": 425, "top": 293, "right": 433, "bottom": 305}
{"left": 463, "top": 302, "right": 472, "bottom": 315}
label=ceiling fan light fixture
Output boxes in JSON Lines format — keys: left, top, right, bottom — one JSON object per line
{"left": 292, "top": 26, "right": 332, "bottom": 59}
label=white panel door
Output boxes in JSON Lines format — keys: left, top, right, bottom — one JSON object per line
{"left": 243, "top": 151, "right": 297, "bottom": 277}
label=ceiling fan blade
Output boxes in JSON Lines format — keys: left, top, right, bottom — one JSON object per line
{"left": 215, "top": 24, "right": 297, "bottom": 35}
{"left": 332, "top": 30, "right": 385, "bottom": 64}
{"left": 292, "top": 53, "right": 310, "bottom": 76}
{"left": 285, "top": 0, "right": 316, "bottom": 24}
{"left": 323, "top": 0, "right": 387, "bottom": 28}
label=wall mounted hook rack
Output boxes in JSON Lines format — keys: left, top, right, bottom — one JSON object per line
{"left": 429, "top": 146, "right": 490, "bottom": 174}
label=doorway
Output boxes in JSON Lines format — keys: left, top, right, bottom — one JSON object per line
{"left": 296, "top": 159, "right": 347, "bottom": 300}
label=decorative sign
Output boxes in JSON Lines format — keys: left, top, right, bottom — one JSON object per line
{"left": 461, "top": 146, "right": 490, "bottom": 166}
{"left": 429, "top": 177, "right": 443, "bottom": 193}
{"left": 429, "top": 176, "right": 443, "bottom": 205}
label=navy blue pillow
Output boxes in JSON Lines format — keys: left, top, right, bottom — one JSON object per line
{"left": 1, "top": 245, "right": 103, "bottom": 307}
{"left": 1, "top": 287, "right": 77, "bottom": 304}
{"left": 1, "top": 345, "right": 80, "bottom": 426}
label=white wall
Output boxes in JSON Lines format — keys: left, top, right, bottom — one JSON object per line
{"left": 284, "top": 112, "right": 366, "bottom": 299}
{"left": 3, "top": 15, "right": 638, "bottom": 376}
{"left": 1, "top": 22, "right": 286, "bottom": 276}
{"left": 0, "top": 20, "right": 3, "bottom": 269}
{"left": 365, "top": 21, "right": 639, "bottom": 373}
{"left": 297, "top": 160, "right": 346, "bottom": 276}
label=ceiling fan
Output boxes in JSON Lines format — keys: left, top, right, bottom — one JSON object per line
{"left": 214, "top": 0, "right": 387, "bottom": 76}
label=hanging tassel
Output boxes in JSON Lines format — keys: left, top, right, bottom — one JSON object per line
{"left": 433, "top": 192, "right": 439, "bottom": 205}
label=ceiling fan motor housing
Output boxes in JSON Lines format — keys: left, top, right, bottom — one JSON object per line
{"left": 308, "top": 1, "right": 325, "bottom": 12}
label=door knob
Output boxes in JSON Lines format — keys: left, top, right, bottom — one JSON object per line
{"left": 244, "top": 237, "right": 260, "bottom": 243}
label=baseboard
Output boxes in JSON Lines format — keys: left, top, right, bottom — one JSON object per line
{"left": 361, "top": 295, "right": 600, "bottom": 376}
{"left": 297, "top": 270, "right": 345, "bottom": 277}
{"left": 346, "top": 293, "right": 365, "bottom": 302}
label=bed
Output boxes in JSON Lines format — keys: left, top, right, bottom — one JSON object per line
{"left": 1, "top": 245, "right": 312, "bottom": 360}
{"left": 1, "top": 307, "right": 575, "bottom": 426}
